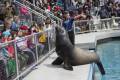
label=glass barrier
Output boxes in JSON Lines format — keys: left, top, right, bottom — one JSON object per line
{"left": 15, "top": 35, "right": 37, "bottom": 74}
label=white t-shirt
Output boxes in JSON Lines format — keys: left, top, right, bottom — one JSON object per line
{"left": 15, "top": 37, "right": 28, "bottom": 50}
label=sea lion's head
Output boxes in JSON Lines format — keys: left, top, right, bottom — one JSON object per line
{"left": 55, "top": 26, "right": 73, "bottom": 47}
{"left": 55, "top": 26, "right": 67, "bottom": 37}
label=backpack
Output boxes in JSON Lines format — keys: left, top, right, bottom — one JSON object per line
{"left": 6, "top": 58, "right": 16, "bottom": 77}
{"left": 18, "top": 53, "right": 29, "bottom": 70}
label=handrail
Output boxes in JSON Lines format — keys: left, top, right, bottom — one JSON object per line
{"left": 74, "top": 17, "right": 120, "bottom": 34}
{"left": 0, "top": 28, "right": 53, "bottom": 47}
{"left": 0, "top": 28, "right": 56, "bottom": 80}
{"left": 74, "top": 17, "right": 120, "bottom": 23}
{"left": 0, "top": 2, "right": 56, "bottom": 77}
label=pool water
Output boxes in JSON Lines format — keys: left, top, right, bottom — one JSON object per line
{"left": 95, "top": 40, "right": 120, "bottom": 80}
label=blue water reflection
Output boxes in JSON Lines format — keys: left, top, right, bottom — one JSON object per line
{"left": 95, "top": 40, "right": 120, "bottom": 80}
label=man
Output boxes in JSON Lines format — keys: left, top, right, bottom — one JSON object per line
{"left": 62, "top": 11, "right": 86, "bottom": 45}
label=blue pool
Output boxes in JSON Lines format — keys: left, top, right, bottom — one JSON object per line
{"left": 94, "top": 39, "right": 120, "bottom": 80}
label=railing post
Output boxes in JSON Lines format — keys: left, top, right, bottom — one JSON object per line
{"left": 88, "top": 20, "right": 92, "bottom": 32}
{"left": 60, "top": 20, "right": 63, "bottom": 27}
{"left": 13, "top": 0, "right": 16, "bottom": 2}
{"left": 73, "top": 22, "right": 76, "bottom": 35}
{"left": 47, "top": 31, "right": 51, "bottom": 52}
{"left": 34, "top": 33, "right": 39, "bottom": 62}
{"left": 33, "top": 0, "right": 35, "bottom": 6}
{"left": 30, "top": 10, "right": 33, "bottom": 25}
{"left": 14, "top": 41, "right": 20, "bottom": 80}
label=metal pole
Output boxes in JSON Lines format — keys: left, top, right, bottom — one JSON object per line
{"left": 34, "top": 34, "right": 39, "bottom": 62}
{"left": 13, "top": 0, "right": 16, "bottom": 2}
{"left": 14, "top": 41, "right": 20, "bottom": 80}
{"left": 47, "top": 31, "right": 51, "bottom": 52}
{"left": 88, "top": 20, "right": 91, "bottom": 32}
{"left": 73, "top": 22, "right": 76, "bottom": 35}
{"left": 30, "top": 9, "right": 33, "bottom": 27}
{"left": 33, "top": 0, "right": 35, "bottom": 6}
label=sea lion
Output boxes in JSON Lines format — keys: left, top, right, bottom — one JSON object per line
{"left": 52, "top": 26, "right": 105, "bottom": 75}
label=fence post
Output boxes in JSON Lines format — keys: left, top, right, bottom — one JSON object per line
{"left": 60, "top": 20, "right": 63, "bottom": 27}
{"left": 13, "top": 0, "right": 16, "bottom": 2}
{"left": 34, "top": 34, "right": 39, "bottom": 62}
{"left": 14, "top": 41, "right": 20, "bottom": 80}
{"left": 33, "top": 0, "right": 35, "bottom": 6}
{"left": 73, "top": 22, "right": 76, "bottom": 35}
{"left": 30, "top": 10, "right": 33, "bottom": 26}
{"left": 89, "top": 20, "right": 92, "bottom": 32}
{"left": 47, "top": 31, "right": 51, "bottom": 52}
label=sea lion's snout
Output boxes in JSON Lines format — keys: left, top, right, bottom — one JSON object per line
{"left": 55, "top": 26, "right": 65, "bottom": 35}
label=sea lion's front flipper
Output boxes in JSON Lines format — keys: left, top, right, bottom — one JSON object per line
{"left": 52, "top": 57, "right": 63, "bottom": 65}
{"left": 63, "top": 57, "right": 73, "bottom": 71}
{"left": 96, "top": 61, "right": 106, "bottom": 75}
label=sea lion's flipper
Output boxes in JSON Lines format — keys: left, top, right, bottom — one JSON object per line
{"left": 96, "top": 61, "right": 105, "bottom": 75}
{"left": 63, "top": 64, "right": 73, "bottom": 71}
{"left": 52, "top": 57, "right": 63, "bottom": 65}
{"left": 63, "top": 57, "right": 73, "bottom": 71}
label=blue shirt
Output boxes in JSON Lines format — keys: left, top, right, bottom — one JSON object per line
{"left": 62, "top": 17, "right": 74, "bottom": 31}
{"left": 11, "top": 21, "right": 18, "bottom": 30}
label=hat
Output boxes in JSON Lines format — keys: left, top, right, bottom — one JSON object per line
{"left": 2, "top": 30, "right": 11, "bottom": 36}
{"left": 20, "top": 25, "right": 28, "bottom": 30}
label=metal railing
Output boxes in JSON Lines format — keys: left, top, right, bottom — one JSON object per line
{"left": 15, "top": 0, "right": 63, "bottom": 26}
{"left": 74, "top": 17, "right": 120, "bottom": 34}
{"left": 0, "top": 29, "right": 56, "bottom": 80}
{"left": 0, "top": 1, "right": 56, "bottom": 80}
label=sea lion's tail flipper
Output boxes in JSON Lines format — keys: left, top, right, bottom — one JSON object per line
{"left": 96, "top": 61, "right": 105, "bottom": 75}
{"left": 52, "top": 57, "right": 63, "bottom": 65}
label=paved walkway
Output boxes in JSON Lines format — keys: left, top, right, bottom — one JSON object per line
{"left": 23, "top": 53, "right": 90, "bottom": 80}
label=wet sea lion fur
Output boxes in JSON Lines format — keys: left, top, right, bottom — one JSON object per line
{"left": 52, "top": 26, "right": 105, "bottom": 75}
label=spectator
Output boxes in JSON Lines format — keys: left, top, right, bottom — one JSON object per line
{"left": 99, "top": 6, "right": 110, "bottom": 19}
{"left": 4, "top": 1, "right": 15, "bottom": 17}
{"left": 117, "top": 4, "right": 120, "bottom": 17}
{"left": 15, "top": 29, "right": 35, "bottom": 65}
{"left": 31, "top": 22, "right": 39, "bottom": 33}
